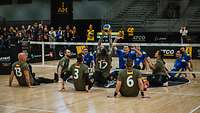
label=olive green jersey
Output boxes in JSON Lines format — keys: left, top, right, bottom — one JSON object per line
{"left": 118, "top": 69, "right": 141, "bottom": 97}
{"left": 57, "top": 57, "right": 70, "bottom": 74}
{"left": 12, "top": 61, "right": 30, "bottom": 86}
{"left": 70, "top": 63, "right": 89, "bottom": 91}
{"left": 153, "top": 59, "right": 166, "bottom": 75}
{"left": 95, "top": 53, "right": 112, "bottom": 73}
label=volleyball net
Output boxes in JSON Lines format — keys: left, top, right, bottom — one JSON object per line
{"left": 28, "top": 41, "right": 200, "bottom": 75}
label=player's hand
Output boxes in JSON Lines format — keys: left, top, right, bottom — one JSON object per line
{"left": 146, "top": 57, "right": 151, "bottom": 62}
{"left": 28, "top": 86, "right": 35, "bottom": 88}
{"left": 59, "top": 87, "right": 66, "bottom": 92}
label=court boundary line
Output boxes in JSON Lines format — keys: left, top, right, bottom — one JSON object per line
{"left": 148, "top": 91, "right": 200, "bottom": 97}
{"left": 0, "top": 104, "right": 54, "bottom": 112}
{"left": 189, "top": 104, "right": 200, "bottom": 113}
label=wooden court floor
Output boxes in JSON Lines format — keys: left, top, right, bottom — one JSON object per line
{"left": 0, "top": 59, "right": 200, "bottom": 113}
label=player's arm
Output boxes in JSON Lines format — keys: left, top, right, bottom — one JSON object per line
{"left": 188, "top": 58, "right": 193, "bottom": 70}
{"left": 9, "top": 71, "right": 15, "bottom": 87}
{"left": 132, "top": 47, "right": 142, "bottom": 56}
{"left": 138, "top": 78, "right": 145, "bottom": 97}
{"left": 84, "top": 68, "right": 91, "bottom": 92}
{"left": 98, "top": 30, "right": 104, "bottom": 47}
{"left": 114, "top": 80, "right": 122, "bottom": 97}
{"left": 23, "top": 70, "right": 32, "bottom": 87}
{"left": 146, "top": 57, "right": 155, "bottom": 70}
{"left": 112, "top": 36, "right": 120, "bottom": 51}
{"left": 108, "top": 30, "right": 113, "bottom": 55}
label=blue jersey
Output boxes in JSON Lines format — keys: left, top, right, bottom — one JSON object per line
{"left": 182, "top": 53, "right": 191, "bottom": 62}
{"left": 83, "top": 53, "right": 94, "bottom": 67}
{"left": 172, "top": 58, "right": 183, "bottom": 71}
{"left": 169, "top": 58, "right": 184, "bottom": 77}
{"left": 133, "top": 54, "right": 144, "bottom": 67}
{"left": 181, "top": 52, "right": 191, "bottom": 69}
{"left": 117, "top": 49, "right": 135, "bottom": 69}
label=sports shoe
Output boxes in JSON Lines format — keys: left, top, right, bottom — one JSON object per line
{"left": 163, "top": 81, "right": 168, "bottom": 87}
{"left": 104, "top": 80, "right": 116, "bottom": 88}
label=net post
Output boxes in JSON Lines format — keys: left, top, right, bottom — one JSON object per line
{"left": 42, "top": 42, "right": 45, "bottom": 65}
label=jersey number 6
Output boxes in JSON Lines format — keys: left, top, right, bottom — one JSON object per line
{"left": 127, "top": 76, "right": 134, "bottom": 87}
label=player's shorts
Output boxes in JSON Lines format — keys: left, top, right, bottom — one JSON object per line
{"left": 147, "top": 74, "right": 168, "bottom": 87}
{"left": 55, "top": 72, "right": 70, "bottom": 81}
{"left": 94, "top": 70, "right": 110, "bottom": 86}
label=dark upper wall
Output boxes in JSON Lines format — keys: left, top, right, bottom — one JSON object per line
{"left": 73, "top": 1, "right": 110, "bottom": 20}
{"left": 0, "top": 0, "right": 50, "bottom": 21}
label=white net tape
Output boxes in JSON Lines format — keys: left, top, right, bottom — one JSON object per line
{"left": 29, "top": 41, "right": 200, "bottom": 75}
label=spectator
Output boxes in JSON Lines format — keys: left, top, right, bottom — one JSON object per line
{"left": 21, "top": 25, "right": 28, "bottom": 41}
{"left": 86, "top": 24, "right": 95, "bottom": 42}
{"left": 71, "top": 25, "right": 77, "bottom": 41}
{"left": 38, "top": 24, "right": 44, "bottom": 41}
{"left": 56, "top": 26, "right": 64, "bottom": 42}
{"left": 49, "top": 27, "right": 56, "bottom": 50}
{"left": 179, "top": 26, "right": 188, "bottom": 44}
{"left": 0, "top": 35, "right": 4, "bottom": 49}
{"left": 32, "top": 23, "right": 39, "bottom": 41}
{"left": 43, "top": 26, "right": 49, "bottom": 42}
{"left": 127, "top": 25, "right": 134, "bottom": 42}
{"left": 117, "top": 27, "right": 124, "bottom": 43}
{"left": 64, "top": 25, "right": 71, "bottom": 42}
{"left": 26, "top": 25, "right": 32, "bottom": 41}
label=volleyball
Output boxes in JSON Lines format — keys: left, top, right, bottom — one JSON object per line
{"left": 103, "top": 24, "right": 111, "bottom": 32}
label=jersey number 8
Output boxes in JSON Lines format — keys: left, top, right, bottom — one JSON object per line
{"left": 15, "top": 67, "right": 22, "bottom": 77}
{"left": 127, "top": 76, "right": 134, "bottom": 87}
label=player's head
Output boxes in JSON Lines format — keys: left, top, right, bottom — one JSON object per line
{"left": 126, "top": 58, "right": 133, "bottom": 70}
{"left": 176, "top": 50, "right": 182, "bottom": 58}
{"left": 135, "top": 46, "right": 141, "bottom": 51}
{"left": 89, "top": 24, "right": 93, "bottom": 30}
{"left": 77, "top": 53, "right": 83, "bottom": 63}
{"left": 100, "top": 47, "right": 107, "bottom": 56}
{"left": 180, "top": 47, "right": 186, "bottom": 53}
{"left": 64, "top": 49, "right": 71, "bottom": 58}
{"left": 155, "top": 50, "right": 164, "bottom": 59}
{"left": 83, "top": 47, "right": 88, "bottom": 54}
{"left": 123, "top": 46, "right": 130, "bottom": 54}
{"left": 18, "top": 52, "right": 27, "bottom": 62}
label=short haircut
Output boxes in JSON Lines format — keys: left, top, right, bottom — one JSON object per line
{"left": 126, "top": 58, "right": 133, "bottom": 67}
{"left": 77, "top": 53, "right": 83, "bottom": 62}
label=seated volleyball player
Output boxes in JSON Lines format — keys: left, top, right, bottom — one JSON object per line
{"left": 56, "top": 49, "right": 71, "bottom": 91}
{"left": 169, "top": 50, "right": 184, "bottom": 78}
{"left": 9, "top": 53, "right": 58, "bottom": 87}
{"left": 146, "top": 50, "right": 169, "bottom": 87}
{"left": 180, "top": 47, "right": 196, "bottom": 78}
{"left": 114, "top": 58, "right": 145, "bottom": 97}
{"left": 82, "top": 47, "right": 95, "bottom": 68}
{"left": 168, "top": 50, "right": 189, "bottom": 82}
{"left": 131, "top": 46, "right": 147, "bottom": 70}
{"left": 113, "top": 37, "right": 142, "bottom": 69}
{"left": 69, "top": 54, "right": 94, "bottom": 92}
{"left": 94, "top": 29, "right": 112, "bottom": 87}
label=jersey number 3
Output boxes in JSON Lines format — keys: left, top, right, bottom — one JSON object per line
{"left": 15, "top": 67, "right": 22, "bottom": 77}
{"left": 74, "top": 68, "right": 79, "bottom": 79}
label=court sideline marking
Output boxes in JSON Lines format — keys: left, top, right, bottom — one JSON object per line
{"left": 0, "top": 104, "right": 54, "bottom": 112}
{"left": 189, "top": 104, "right": 200, "bottom": 113}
